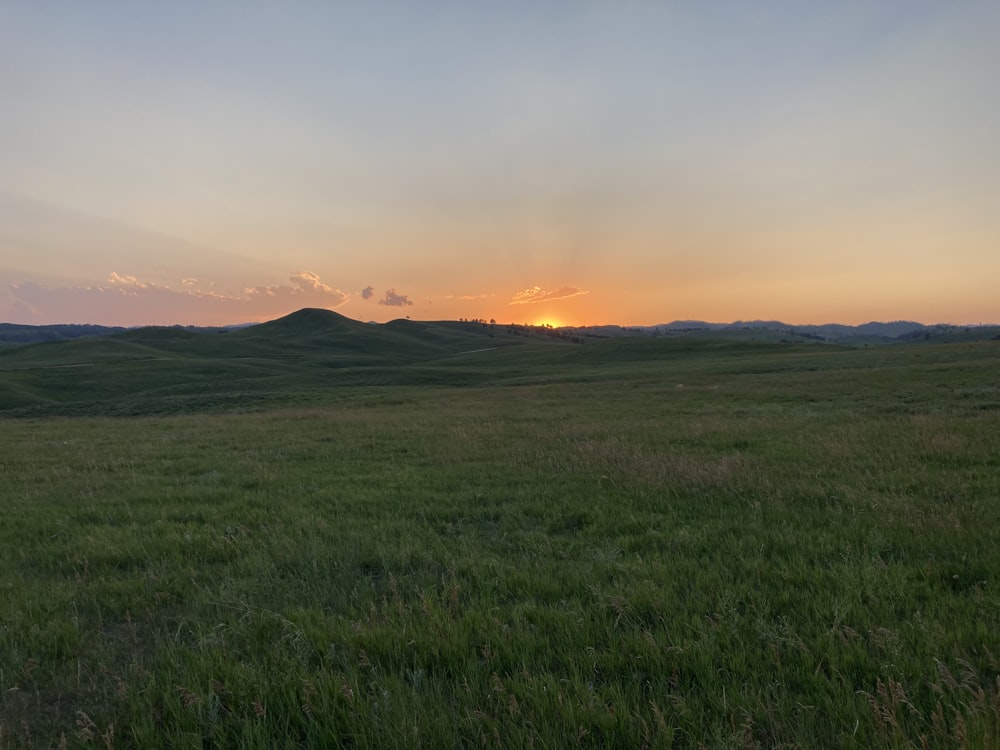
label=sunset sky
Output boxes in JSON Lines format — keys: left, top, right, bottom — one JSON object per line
{"left": 2, "top": 2, "right": 998, "bottom": 327}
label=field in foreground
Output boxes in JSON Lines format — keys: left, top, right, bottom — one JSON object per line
{"left": 2, "top": 336, "right": 1000, "bottom": 748}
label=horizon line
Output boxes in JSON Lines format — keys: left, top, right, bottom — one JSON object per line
{"left": 3, "top": 307, "right": 999, "bottom": 332}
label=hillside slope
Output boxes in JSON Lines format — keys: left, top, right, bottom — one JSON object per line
{"left": 7, "top": 307, "right": 992, "bottom": 418}
{"left": 0, "top": 308, "right": 543, "bottom": 415}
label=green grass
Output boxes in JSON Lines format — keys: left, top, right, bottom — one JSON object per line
{"left": 2, "top": 328, "right": 1000, "bottom": 748}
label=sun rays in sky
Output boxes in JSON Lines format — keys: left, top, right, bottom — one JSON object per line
{"left": 2, "top": 3, "right": 999, "bottom": 327}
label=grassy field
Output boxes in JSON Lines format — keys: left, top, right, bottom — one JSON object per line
{"left": 2, "top": 315, "right": 999, "bottom": 748}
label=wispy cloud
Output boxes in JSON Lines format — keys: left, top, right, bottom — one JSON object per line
{"left": 4, "top": 271, "right": 350, "bottom": 326}
{"left": 446, "top": 292, "right": 493, "bottom": 301}
{"left": 509, "top": 286, "right": 589, "bottom": 305}
{"left": 378, "top": 288, "right": 413, "bottom": 307}
{"left": 106, "top": 272, "right": 164, "bottom": 290}
{"left": 244, "top": 271, "right": 349, "bottom": 306}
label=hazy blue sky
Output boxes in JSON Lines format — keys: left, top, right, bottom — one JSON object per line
{"left": 2, "top": 2, "right": 998, "bottom": 325}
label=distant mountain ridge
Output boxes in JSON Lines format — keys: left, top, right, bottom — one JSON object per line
{"left": 2, "top": 312, "right": 997, "bottom": 346}
{"left": 568, "top": 319, "right": 1000, "bottom": 344}
{"left": 638, "top": 319, "right": 927, "bottom": 336}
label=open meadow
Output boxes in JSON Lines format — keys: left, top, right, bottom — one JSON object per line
{"left": 2, "top": 313, "right": 999, "bottom": 748}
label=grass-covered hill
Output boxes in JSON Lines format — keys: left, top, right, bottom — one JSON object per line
{"left": 3, "top": 307, "right": 1000, "bottom": 418}
{"left": 0, "top": 308, "right": 538, "bottom": 416}
{"left": 0, "top": 322, "right": 127, "bottom": 345}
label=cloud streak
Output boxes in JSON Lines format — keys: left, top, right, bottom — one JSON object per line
{"left": 446, "top": 292, "right": 493, "bottom": 301}
{"left": 3, "top": 271, "right": 350, "bottom": 326}
{"left": 106, "top": 272, "right": 162, "bottom": 290}
{"left": 244, "top": 271, "right": 349, "bottom": 306}
{"left": 509, "top": 286, "right": 589, "bottom": 305}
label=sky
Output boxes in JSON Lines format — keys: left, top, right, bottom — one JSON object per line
{"left": 2, "top": 1, "right": 999, "bottom": 327}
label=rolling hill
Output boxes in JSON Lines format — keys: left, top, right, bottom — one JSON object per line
{"left": 0, "top": 309, "right": 557, "bottom": 416}
{"left": 3, "top": 307, "right": 997, "bottom": 418}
